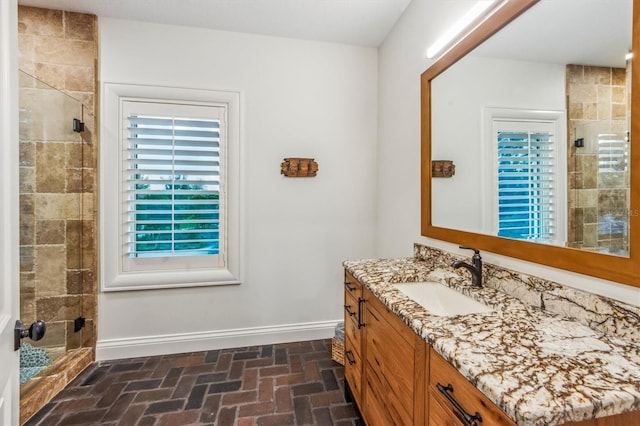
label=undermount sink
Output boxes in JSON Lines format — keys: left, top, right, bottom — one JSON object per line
{"left": 393, "top": 282, "right": 494, "bottom": 316}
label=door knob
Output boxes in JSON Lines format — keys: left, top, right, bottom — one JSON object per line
{"left": 14, "top": 319, "right": 46, "bottom": 351}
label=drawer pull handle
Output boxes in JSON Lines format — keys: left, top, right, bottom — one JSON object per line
{"left": 344, "top": 305, "right": 356, "bottom": 316}
{"left": 345, "top": 281, "right": 356, "bottom": 291}
{"left": 357, "top": 297, "right": 366, "bottom": 328}
{"left": 345, "top": 350, "right": 356, "bottom": 365}
{"left": 437, "top": 383, "right": 483, "bottom": 425}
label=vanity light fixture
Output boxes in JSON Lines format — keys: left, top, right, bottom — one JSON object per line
{"left": 626, "top": 52, "right": 634, "bottom": 61}
{"left": 426, "top": 0, "right": 505, "bottom": 59}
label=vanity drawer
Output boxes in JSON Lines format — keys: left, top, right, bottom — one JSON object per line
{"left": 430, "top": 348, "right": 516, "bottom": 426}
{"left": 344, "top": 271, "right": 362, "bottom": 294}
{"left": 344, "top": 340, "right": 363, "bottom": 400}
{"left": 344, "top": 271, "right": 364, "bottom": 356}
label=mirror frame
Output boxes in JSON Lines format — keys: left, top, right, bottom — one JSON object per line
{"left": 421, "top": 0, "right": 640, "bottom": 288}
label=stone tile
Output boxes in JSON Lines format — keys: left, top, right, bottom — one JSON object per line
{"left": 64, "top": 11, "right": 95, "bottom": 41}
{"left": 133, "top": 388, "right": 174, "bottom": 403}
{"left": 257, "top": 413, "right": 296, "bottom": 426}
{"left": 65, "top": 65, "right": 95, "bottom": 92}
{"left": 34, "top": 62, "right": 65, "bottom": 89}
{"left": 612, "top": 103, "right": 626, "bottom": 120}
{"left": 18, "top": 6, "right": 63, "bottom": 36}
{"left": 292, "top": 382, "right": 324, "bottom": 397}
{"left": 35, "top": 193, "right": 82, "bottom": 220}
{"left": 209, "top": 380, "right": 242, "bottom": 394}
{"left": 221, "top": 390, "right": 258, "bottom": 406}
{"left": 293, "top": 396, "right": 313, "bottom": 424}
{"left": 584, "top": 66, "right": 611, "bottom": 84}
{"left": 612, "top": 67, "right": 627, "bottom": 86}
{"left": 157, "top": 410, "right": 200, "bottom": 426}
{"left": 612, "top": 86, "right": 626, "bottom": 103}
{"left": 144, "top": 399, "right": 185, "bottom": 415}
{"left": 566, "top": 64, "right": 583, "bottom": 83}
{"left": 124, "top": 378, "right": 163, "bottom": 392}
{"left": 217, "top": 406, "right": 238, "bottom": 425}
{"left": 36, "top": 220, "right": 65, "bottom": 244}
{"left": 320, "top": 369, "right": 339, "bottom": 391}
{"left": 35, "top": 294, "right": 82, "bottom": 322}
{"left": 67, "top": 270, "right": 83, "bottom": 295}
{"left": 185, "top": 384, "right": 207, "bottom": 409}
{"left": 34, "top": 37, "right": 95, "bottom": 67}
{"left": 66, "top": 219, "right": 82, "bottom": 269}
{"left": 18, "top": 33, "right": 36, "bottom": 75}
{"left": 237, "top": 401, "right": 274, "bottom": 417}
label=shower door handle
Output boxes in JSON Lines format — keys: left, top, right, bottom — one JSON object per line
{"left": 14, "top": 319, "right": 46, "bottom": 351}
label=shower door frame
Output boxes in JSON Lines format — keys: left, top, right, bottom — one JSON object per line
{"left": 0, "top": 0, "right": 20, "bottom": 424}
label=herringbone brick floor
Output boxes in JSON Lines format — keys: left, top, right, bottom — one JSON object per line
{"left": 24, "top": 339, "right": 362, "bottom": 426}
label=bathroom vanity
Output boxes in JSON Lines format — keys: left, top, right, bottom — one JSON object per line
{"left": 343, "top": 245, "right": 640, "bottom": 426}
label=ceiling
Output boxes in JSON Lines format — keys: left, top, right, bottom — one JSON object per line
{"left": 17, "top": 0, "right": 413, "bottom": 47}
{"left": 473, "top": 0, "right": 632, "bottom": 68}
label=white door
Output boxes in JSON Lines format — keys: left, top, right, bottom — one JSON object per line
{"left": 0, "top": 0, "right": 20, "bottom": 425}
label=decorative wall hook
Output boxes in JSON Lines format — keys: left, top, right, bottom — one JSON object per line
{"left": 432, "top": 160, "right": 455, "bottom": 178}
{"left": 281, "top": 158, "right": 319, "bottom": 177}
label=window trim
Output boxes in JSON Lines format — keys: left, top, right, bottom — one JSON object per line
{"left": 101, "top": 83, "right": 242, "bottom": 291}
{"left": 482, "top": 107, "right": 567, "bottom": 246}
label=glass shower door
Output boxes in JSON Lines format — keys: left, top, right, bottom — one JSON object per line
{"left": 18, "top": 70, "right": 85, "bottom": 385}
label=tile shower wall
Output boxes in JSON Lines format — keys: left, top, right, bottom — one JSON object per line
{"left": 566, "top": 64, "right": 630, "bottom": 254}
{"left": 18, "top": 6, "right": 98, "bottom": 356}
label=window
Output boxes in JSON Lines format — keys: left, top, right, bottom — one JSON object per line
{"left": 495, "top": 121, "right": 555, "bottom": 241}
{"left": 123, "top": 102, "right": 223, "bottom": 262}
{"left": 483, "top": 108, "right": 566, "bottom": 245}
{"left": 102, "top": 84, "right": 241, "bottom": 291}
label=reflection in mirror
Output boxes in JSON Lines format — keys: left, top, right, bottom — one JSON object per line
{"left": 430, "top": 0, "right": 632, "bottom": 256}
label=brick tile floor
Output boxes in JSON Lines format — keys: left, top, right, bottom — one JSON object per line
{"left": 24, "top": 339, "right": 363, "bottom": 426}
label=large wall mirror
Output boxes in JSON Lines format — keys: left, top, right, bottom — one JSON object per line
{"left": 422, "top": 0, "right": 640, "bottom": 287}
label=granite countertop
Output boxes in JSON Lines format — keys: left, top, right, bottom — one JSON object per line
{"left": 343, "top": 247, "right": 640, "bottom": 426}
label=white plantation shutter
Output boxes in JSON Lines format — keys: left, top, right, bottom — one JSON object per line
{"left": 494, "top": 120, "right": 556, "bottom": 242}
{"left": 122, "top": 100, "right": 225, "bottom": 264}
{"left": 598, "top": 131, "right": 629, "bottom": 172}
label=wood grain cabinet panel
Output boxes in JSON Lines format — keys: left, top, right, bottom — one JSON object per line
{"left": 344, "top": 271, "right": 364, "bottom": 408}
{"left": 430, "top": 348, "right": 516, "bottom": 426}
{"left": 363, "top": 292, "right": 416, "bottom": 425}
{"left": 429, "top": 348, "right": 640, "bottom": 426}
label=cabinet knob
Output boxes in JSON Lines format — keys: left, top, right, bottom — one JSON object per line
{"left": 344, "top": 305, "right": 356, "bottom": 316}
{"left": 345, "top": 350, "right": 356, "bottom": 366}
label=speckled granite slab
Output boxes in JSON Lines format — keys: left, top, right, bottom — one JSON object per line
{"left": 414, "top": 244, "right": 640, "bottom": 341}
{"left": 343, "top": 244, "right": 640, "bottom": 426}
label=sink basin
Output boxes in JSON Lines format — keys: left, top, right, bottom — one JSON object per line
{"left": 393, "top": 282, "right": 494, "bottom": 316}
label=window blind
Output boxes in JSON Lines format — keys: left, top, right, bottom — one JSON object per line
{"left": 598, "top": 131, "right": 629, "bottom": 172}
{"left": 125, "top": 112, "right": 221, "bottom": 258}
{"left": 496, "top": 129, "right": 555, "bottom": 241}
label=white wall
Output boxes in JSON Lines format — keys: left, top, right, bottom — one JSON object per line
{"left": 97, "top": 19, "right": 378, "bottom": 359}
{"left": 377, "top": 0, "right": 640, "bottom": 306}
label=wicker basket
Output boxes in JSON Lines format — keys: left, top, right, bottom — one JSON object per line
{"left": 331, "top": 337, "right": 344, "bottom": 365}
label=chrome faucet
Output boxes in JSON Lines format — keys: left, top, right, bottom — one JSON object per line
{"left": 451, "top": 246, "right": 482, "bottom": 287}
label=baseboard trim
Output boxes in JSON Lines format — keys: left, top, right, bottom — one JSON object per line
{"left": 96, "top": 320, "right": 341, "bottom": 361}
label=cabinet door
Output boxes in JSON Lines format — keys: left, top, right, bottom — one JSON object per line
{"left": 363, "top": 291, "right": 415, "bottom": 425}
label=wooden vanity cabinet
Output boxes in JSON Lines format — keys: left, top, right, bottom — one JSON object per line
{"left": 343, "top": 271, "right": 427, "bottom": 425}
{"left": 343, "top": 272, "right": 640, "bottom": 426}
